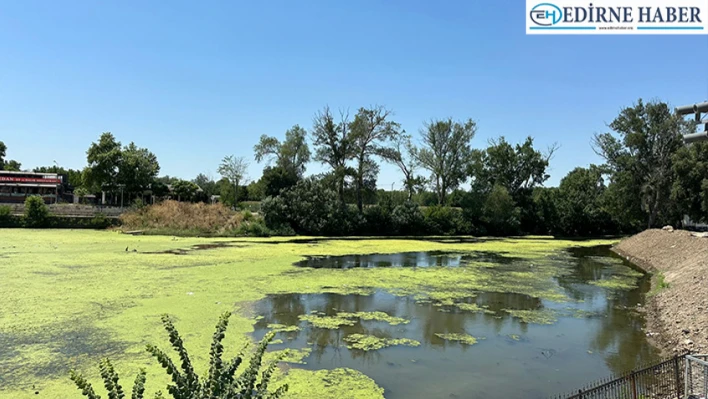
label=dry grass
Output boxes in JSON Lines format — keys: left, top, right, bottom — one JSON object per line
{"left": 120, "top": 200, "right": 251, "bottom": 235}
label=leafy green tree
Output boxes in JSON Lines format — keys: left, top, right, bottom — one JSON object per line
{"left": 217, "top": 155, "right": 249, "bottom": 205}
{"left": 556, "top": 166, "right": 612, "bottom": 236}
{"left": 117, "top": 143, "right": 160, "bottom": 200}
{"left": 172, "top": 180, "right": 199, "bottom": 202}
{"left": 261, "top": 178, "right": 357, "bottom": 235}
{"left": 254, "top": 125, "right": 310, "bottom": 177}
{"left": 260, "top": 166, "right": 299, "bottom": 197}
{"left": 470, "top": 136, "right": 556, "bottom": 233}
{"left": 312, "top": 107, "right": 355, "bottom": 204}
{"left": 349, "top": 106, "right": 400, "bottom": 212}
{"left": 417, "top": 118, "right": 476, "bottom": 205}
{"left": 379, "top": 133, "right": 425, "bottom": 201}
{"left": 85, "top": 133, "right": 122, "bottom": 194}
{"left": 593, "top": 99, "right": 690, "bottom": 229}
{"left": 671, "top": 141, "right": 708, "bottom": 223}
{"left": 531, "top": 187, "right": 560, "bottom": 235}
{"left": 24, "top": 195, "right": 50, "bottom": 227}
{"left": 3, "top": 159, "right": 21, "bottom": 171}
{"left": 481, "top": 184, "right": 520, "bottom": 235}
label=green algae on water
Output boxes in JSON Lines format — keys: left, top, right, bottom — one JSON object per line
{"left": 589, "top": 275, "right": 638, "bottom": 290}
{"left": 343, "top": 334, "right": 420, "bottom": 351}
{"left": 434, "top": 333, "right": 479, "bottom": 345}
{"left": 298, "top": 314, "right": 356, "bottom": 329}
{"left": 336, "top": 311, "right": 409, "bottom": 326}
{"left": 454, "top": 302, "right": 495, "bottom": 314}
{"left": 267, "top": 323, "right": 300, "bottom": 333}
{"left": 503, "top": 309, "right": 557, "bottom": 325}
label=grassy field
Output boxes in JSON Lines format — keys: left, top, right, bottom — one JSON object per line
{"left": 0, "top": 229, "right": 616, "bottom": 399}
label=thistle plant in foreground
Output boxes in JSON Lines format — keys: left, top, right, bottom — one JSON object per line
{"left": 70, "top": 312, "right": 288, "bottom": 399}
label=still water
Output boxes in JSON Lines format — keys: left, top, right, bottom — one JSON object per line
{"left": 252, "top": 246, "right": 659, "bottom": 399}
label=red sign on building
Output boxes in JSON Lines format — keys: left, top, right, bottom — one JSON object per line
{"left": 0, "top": 176, "right": 62, "bottom": 184}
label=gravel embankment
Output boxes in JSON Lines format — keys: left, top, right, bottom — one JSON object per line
{"left": 613, "top": 229, "right": 708, "bottom": 354}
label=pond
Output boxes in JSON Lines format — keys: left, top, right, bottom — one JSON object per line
{"left": 252, "top": 246, "right": 660, "bottom": 399}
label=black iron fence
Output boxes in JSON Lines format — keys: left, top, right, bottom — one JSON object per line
{"left": 551, "top": 352, "right": 691, "bottom": 399}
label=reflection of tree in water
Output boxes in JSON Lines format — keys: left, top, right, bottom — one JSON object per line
{"left": 555, "top": 247, "right": 659, "bottom": 376}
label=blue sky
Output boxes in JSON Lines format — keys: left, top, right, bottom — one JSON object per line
{"left": 1, "top": 0, "right": 707, "bottom": 188}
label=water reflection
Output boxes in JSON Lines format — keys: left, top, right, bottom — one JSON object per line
{"left": 252, "top": 246, "right": 660, "bottom": 399}
{"left": 294, "top": 251, "right": 521, "bottom": 269}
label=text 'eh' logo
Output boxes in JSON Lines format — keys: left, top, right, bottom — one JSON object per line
{"left": 530, "top": 3, "right": 563, "bottom": 26}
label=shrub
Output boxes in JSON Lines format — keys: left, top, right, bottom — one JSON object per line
{"left": 423, "top": 206, "right": 469, "bottom": 236}
{"left": 89, "top": 213, "right": 111, "bottom": 229}
{"left": 24, "top": 195, "right": 50, "bottom": 227}
{"left": 391, "top": 201, "right": 425, "bottom": 235}
{"left": 481, "top": 185, "right": 521, "bottom": 236}
{"left": 70, "top": 312, "right": 288, "bottom": 399}
{"left": 261, "top": 178, "right": 355, "bottom": 236}
{"left": 0, "top": 205, "right": 11, "bottom": 220}
{"left": 362, "top": 205, "right": 393, "bottom": 236}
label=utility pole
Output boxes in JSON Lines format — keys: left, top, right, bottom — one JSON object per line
{"left": 676, "top": 102, "right": 708, "bottom": 144}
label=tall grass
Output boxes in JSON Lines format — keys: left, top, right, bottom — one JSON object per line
{"left": 120, "top": 200, "right": 268, "bottom": 236}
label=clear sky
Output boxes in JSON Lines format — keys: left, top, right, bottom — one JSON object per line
{"left": 1, "top": 0, "right": 707, "bottom": 188}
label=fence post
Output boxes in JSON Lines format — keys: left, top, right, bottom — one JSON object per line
{"left": 675, "top": 355, "right": 682, "bottom": 398}
{"left": 685, "top": 357, "right": 690, "bottom": 397}
{"left": 630, "top": 372, "right": 638, "bottom": 399}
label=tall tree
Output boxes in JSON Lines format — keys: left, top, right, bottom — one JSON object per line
{"left": 470, "top": 136, "right": 556, "bottom": 199}
{"left": 593, "top": 99, "right": 689, "bottom": 229}
{"left": 254, "top": 125, "right": 310, "bottom": 177}
{"left": 34, "top": 166, "right": 83, "bottom": 188}
{"left": 671, "top": 141, "right": 708, "bottom": 223}
{"left": 349, "top": 106, "right": 400, "bottom": 212}
{"left": 117, "top": 142, "right": 160, "bottom": 199}
{"left": 379, "top": 132, "right": 425, "bottom": 200}
{"left": 417, "top": 118, "right": 476, "bottom": 205}
{"left": 556, "top": 166, "right": 612, "bottom": 236}
{"left": 85, "top": 132, "right": 122, "bottom": 195}
{"left": 312, "top": 107, "right": 354, "bottom": 203}
{"left": 217, "top": 155, "right": 249, "bottom": 205}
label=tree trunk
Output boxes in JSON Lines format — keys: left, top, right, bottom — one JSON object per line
{"left": 356, "top": 162, "right": 364, "bottom": 212}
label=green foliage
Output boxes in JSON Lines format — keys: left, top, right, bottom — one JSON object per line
{"left": 70, "top": 312, "right": 288, "bottom": 399}
{"left": 391, "top": 201, "right": 426, "bottom": 235}
{"left": 172, "top": 180, "right": 200, "bottom": 202}
{"left": 3, "top": 159, "right": 22, "bottom": 171}
{"left": 593, "top": 99, "right": 689, "bottom": 228}
{"left": 24, "top": 195, "right": 50, "bottom": 227}
{"left": 90, "top": 213, "right": 111, "bottom": 229}
{"left": 555, "top": 166, "right": 613, "bottom": 236}
{"left": 218, "top": 155, "right": 249, "bottom": 206}
{"left": 417, "top": 118, "right": 476, "bottom": 205}
{"left": 480, "top": 185, "right": 520, "bottom": 236}
{"left": 312, "top": 107, "right": 355, "bottom": 204}
{"left": 261, "top": 178, "right": 358, "bottom": 236}
{"left": 671, "top": 141, "right": 708, "bottom": 223}
{"left": 0, "top": 205, "right": 11, "bottom": 220}
{"left": 260, "top": 166, "right": 299, "bottom": 197}
{"left": 349, "top": 106, "right": 400, "bottom": 211}
{"left": 0, "top": 140, "right": 5, "bottom": 169}
{"left": 254, "top": 125, "right": 310, "bottom": 177}
{"left": 423, "top": 206, "right": 469, "bottom": 235}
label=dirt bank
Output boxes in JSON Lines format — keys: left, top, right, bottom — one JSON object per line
{"left": 613, "top": 228, "right": 708, "bottom": 354}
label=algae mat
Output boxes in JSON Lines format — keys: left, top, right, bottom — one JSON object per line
{"left": 0, "top": 230, "right": 620, "bottom": 398}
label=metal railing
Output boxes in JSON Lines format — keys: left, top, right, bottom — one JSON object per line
{"left": 552, "top": 352, "right": 692, "bottom": 399}
{"left": 685, "top": 354, "right": 708, "bottom": 398}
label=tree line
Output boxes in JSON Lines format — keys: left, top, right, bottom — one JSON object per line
{"left": 1, "top": 98, "right": 705, "bottom": 236}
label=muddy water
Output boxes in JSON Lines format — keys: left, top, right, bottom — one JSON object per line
{"left": 252, "top": 246, "right": 659, "bottom": 399}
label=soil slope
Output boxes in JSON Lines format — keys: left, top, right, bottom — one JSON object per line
{"left": 614, "top": 229, "right": 708, "bottom": 354}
